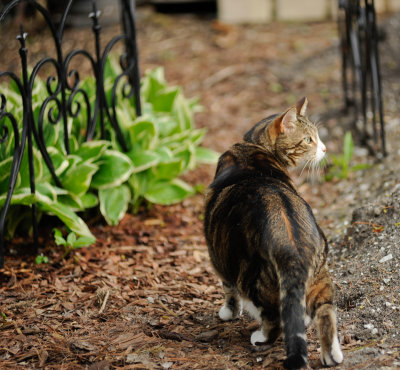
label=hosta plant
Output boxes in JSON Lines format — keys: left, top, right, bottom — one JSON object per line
{"left": 0, "top": 62, "right": 218, "bottom": 243}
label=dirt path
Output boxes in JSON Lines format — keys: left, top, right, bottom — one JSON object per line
{"left": 1, "top": 6, "right": 399, "bottom": 369}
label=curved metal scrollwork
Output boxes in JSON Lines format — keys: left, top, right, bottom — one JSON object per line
{"left": 0, "top": 0, "right": 141, "bottom": 267}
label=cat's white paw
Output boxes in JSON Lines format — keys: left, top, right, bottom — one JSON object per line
{"left": 321, "top": 336, "right": 343, "bottom": 366}
{"left": 304, "top": 314, "right": 311, "bottom": 327}
{"left": 251, "top": 329, "right": 267, "bottom": 346}
{"left": 218, "top": 305, "right": 233, "bottom": 321}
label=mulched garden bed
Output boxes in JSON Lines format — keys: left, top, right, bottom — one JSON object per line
{"left": 1, "top": 5, "right": 400, "bottom": 369}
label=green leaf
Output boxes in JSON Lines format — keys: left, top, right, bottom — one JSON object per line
{"left": 41, "top": 116, "right": 59, "bottom": 147}
{"left": 343, "top": 131, "right": 354, "bottom": 165}
{"left": 19, "top": 147, "right": 43, "bottom": 188}
{"left": 350, "top": 163, "right": 372, "bottom": 171}
{"left": 152, "top": 88, "right": 179, "bottom": 112}
{"left": 37, "top": 199, "right": 94, "bottom": 240}
{"left": 156, "top": 116, "right": 178, "bottom": 137}
{"left": 67, "top": 232, "right": 77, "bottom": 246}
{"left": 129, "top": 171, "right": 149, "bottom": 199}
{"left": 91, "top": 150, "right": 133, "bottom": 189}
{"left": 173, "top": 144, "right": 196, "bottom": 171}
{"left": 104, "top": 58, "right": 120, "bottom": 81}
{"left": 155, "top": 147, "right": 173, "bottom": 161}
{"left": 159, "top": 128, "right": 205, "bottom": 148}
{"left": 144, "top": 179, "right": 194, "bottom": 205}
{"left": 53, "top": 228, "right": 67, "bottom": 246}
{"left": 174, "top": 94, "right": 194, "bottom": 130}
{"left": 72, "top": 235, "right": 96, "bottom": 248}
{"left": 153, "top": 159, "right": 182, "bottom": 180}
{"left": 127, "top": 150, "right": 160, "bottom": 174}
{"left": 60, "top": 161, "right": 98, "bottom": 196}
{"left": 141, "top": 67, "right": 167, "bottom": 103}
{"left": 47, "top": 147, "right": 69, "bottom": 177}
{"left": 81, "top": 192, "right": 98, "bottom": 209}
{"left": 0, "top": 187, "right": 36, "bottom": 207}
{"left": 35, "top": 254, "right": 49, "bottom": 264}
{"left": 99, "top": 184, "right": 131, "bottom": 225}
{"left": 128, "top": 119, "right": 158, "bottom": 151}
{"left": 58, "top": 193, "right": 84, "bottom": 211}
{"left": 3, "top": 206, "right": 31, "bottom": 239}
{"left": 36, "top": 182, "right": 58, "bottom": 202}
{"left": 73, "top": 140, "right": 109, "bottom": 163}
{"left": 195, "top": 147, "right": 219, "bottom": 164}
{"left": 0, "top": 157, "right": 14, "bottom": 183}
{"left": 0, "top": 157, "right": 19, "bottom": 194}
{"left": 69, "top": 134, "right": 79, "bottom": 153}
{"left": 189, "top": 128, "right": 206, "bottom": 146}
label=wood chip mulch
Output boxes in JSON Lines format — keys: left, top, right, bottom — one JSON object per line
{"left": 1, "top": 189, "right": 326, "bottom": 369}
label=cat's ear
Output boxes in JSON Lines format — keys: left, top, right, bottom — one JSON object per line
{"left": 295, "top": 96, "right": 308, "bottom": 116}
{"left": 269, "top": 107, "right": 297, "bottom": 142}
{"left": 282, "top": 107, "right": 297, "bottom": 130}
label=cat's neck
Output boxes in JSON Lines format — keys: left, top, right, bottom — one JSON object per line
{"left": 215, "top": 142, "right": 295, "bottom": 190}
{"left": 237, "top": 142, "right": 291, "bottom": 173}
{"left": 240, "top": 141, "right": 294, "bottom": 171}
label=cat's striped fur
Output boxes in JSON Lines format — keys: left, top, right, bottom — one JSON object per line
{"left": 204, "top": 98, "right": 343, "bottom": 369}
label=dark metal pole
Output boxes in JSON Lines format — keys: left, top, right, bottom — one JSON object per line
{"left": 121, "top": 0, "right": 141, "bottom": 117}
{"left": 18, "top": 26, "right": 39, "bottom": 253}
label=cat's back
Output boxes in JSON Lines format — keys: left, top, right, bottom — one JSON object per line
{"left": 205, "top": 142, "right": 297, "bottom": 215}
{"left": 204, "top": 142, "right": 323, "bottom": 259}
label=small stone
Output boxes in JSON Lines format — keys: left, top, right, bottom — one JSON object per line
{"left": 372, "top": 328, "right": 378, "bottom": 335}
{"left": 147, "top": 297, "right": 155, "bottom": 304}
{"left": 364, "top": 323, "right": 374, "bottom": 330}
{"left": 383, "top": 278, "right": 391, "bottom": 285}
{"left": 162, "top": 362, "right": 173, "bottom": 369}
{"left": 385, "top": 302, "right": 392, "bottom": 308}
{"left": 379, "top": 254, "right": 393, "bottom": 263}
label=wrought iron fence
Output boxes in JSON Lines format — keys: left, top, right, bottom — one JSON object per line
{"left": 0, "top": 0, "right": 141, "bottom": 267}
{"left": 338, "top": 0, "right": 386, "bottom": 156}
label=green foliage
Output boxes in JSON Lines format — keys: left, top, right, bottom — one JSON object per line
{"left": 53, "top": 228, "right": 95, "bottom": 259}
{"left": 0, "top": 62, "right": 218, "bottom": 242}
{"left": 325, "top": 132, "right": 371, "bottom": 181}
{"left": 1, "top": 311, "right": 6, "bottom": 324}
{"left": 35, "top": 254, "right": 49, "bottom": 265}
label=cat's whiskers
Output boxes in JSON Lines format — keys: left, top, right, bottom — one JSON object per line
{"left": 300, "top": 158, "right": 312, "bottom": 177}
{"left": 306, "top": 156, "right": 325, "bottom": 184}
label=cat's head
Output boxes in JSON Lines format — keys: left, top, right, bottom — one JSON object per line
{"left": 244, "top": 97, "right": 326, "bottom": 167}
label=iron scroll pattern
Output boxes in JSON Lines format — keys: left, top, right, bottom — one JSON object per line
{"left": 338, "top": 0, "right": 386, "bottom": 156}
{"left": 0, "top": 0, "right": 141, "bottom": 267}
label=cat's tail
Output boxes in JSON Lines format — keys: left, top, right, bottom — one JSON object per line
{"left": 278, "top": 268, "right": 308, "bottom": 370}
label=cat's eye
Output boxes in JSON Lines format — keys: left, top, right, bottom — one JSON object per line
{"left": 304, "top": 136, "right": 312, "bottom": 144}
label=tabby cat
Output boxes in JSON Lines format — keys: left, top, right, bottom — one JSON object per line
{"left": 204, "top": 98, "right": 343, "bottom": 369}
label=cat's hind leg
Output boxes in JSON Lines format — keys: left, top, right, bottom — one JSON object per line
{"left": 307, "top": 268, "right": 343, "bottom": 367}
{"left": 218, "top": 282, "right": 241, "bottom": 321}
{"left": 250, "top": 316, "right": 281, "bottom": 346}
{"left": 239, "top": 298, "right": 281, "bottom": 345}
